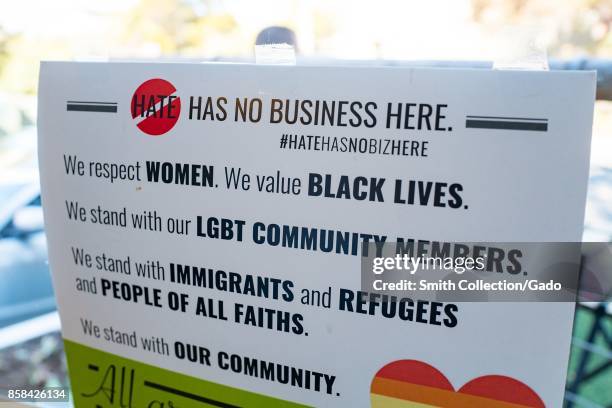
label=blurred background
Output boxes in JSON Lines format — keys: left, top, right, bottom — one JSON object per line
{"left": 0, "top": 0, "right": 610, "bottom": 406}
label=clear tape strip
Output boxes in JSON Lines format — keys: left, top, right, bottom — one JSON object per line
{"left": 255, "top": 43, "right": 296, "bottom": 65}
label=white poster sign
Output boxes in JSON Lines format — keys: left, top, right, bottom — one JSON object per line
{"left": 38, "top": 62, "right": 595, "bottom": 407}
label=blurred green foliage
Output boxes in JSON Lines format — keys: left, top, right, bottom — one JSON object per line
{"left": 0, "top": 0, "right": 611, "bottom": 95}
{"left": 566, "top": 307, "right": 612, "bottom": 407}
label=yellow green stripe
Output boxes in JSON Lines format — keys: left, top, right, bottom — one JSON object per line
{"left": 64, "top": 339, "right": 309, "bottom": 407}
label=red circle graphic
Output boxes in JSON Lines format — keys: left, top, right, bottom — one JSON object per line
{"left": 131, "top": 78, "right": 181, "bottom": 136}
